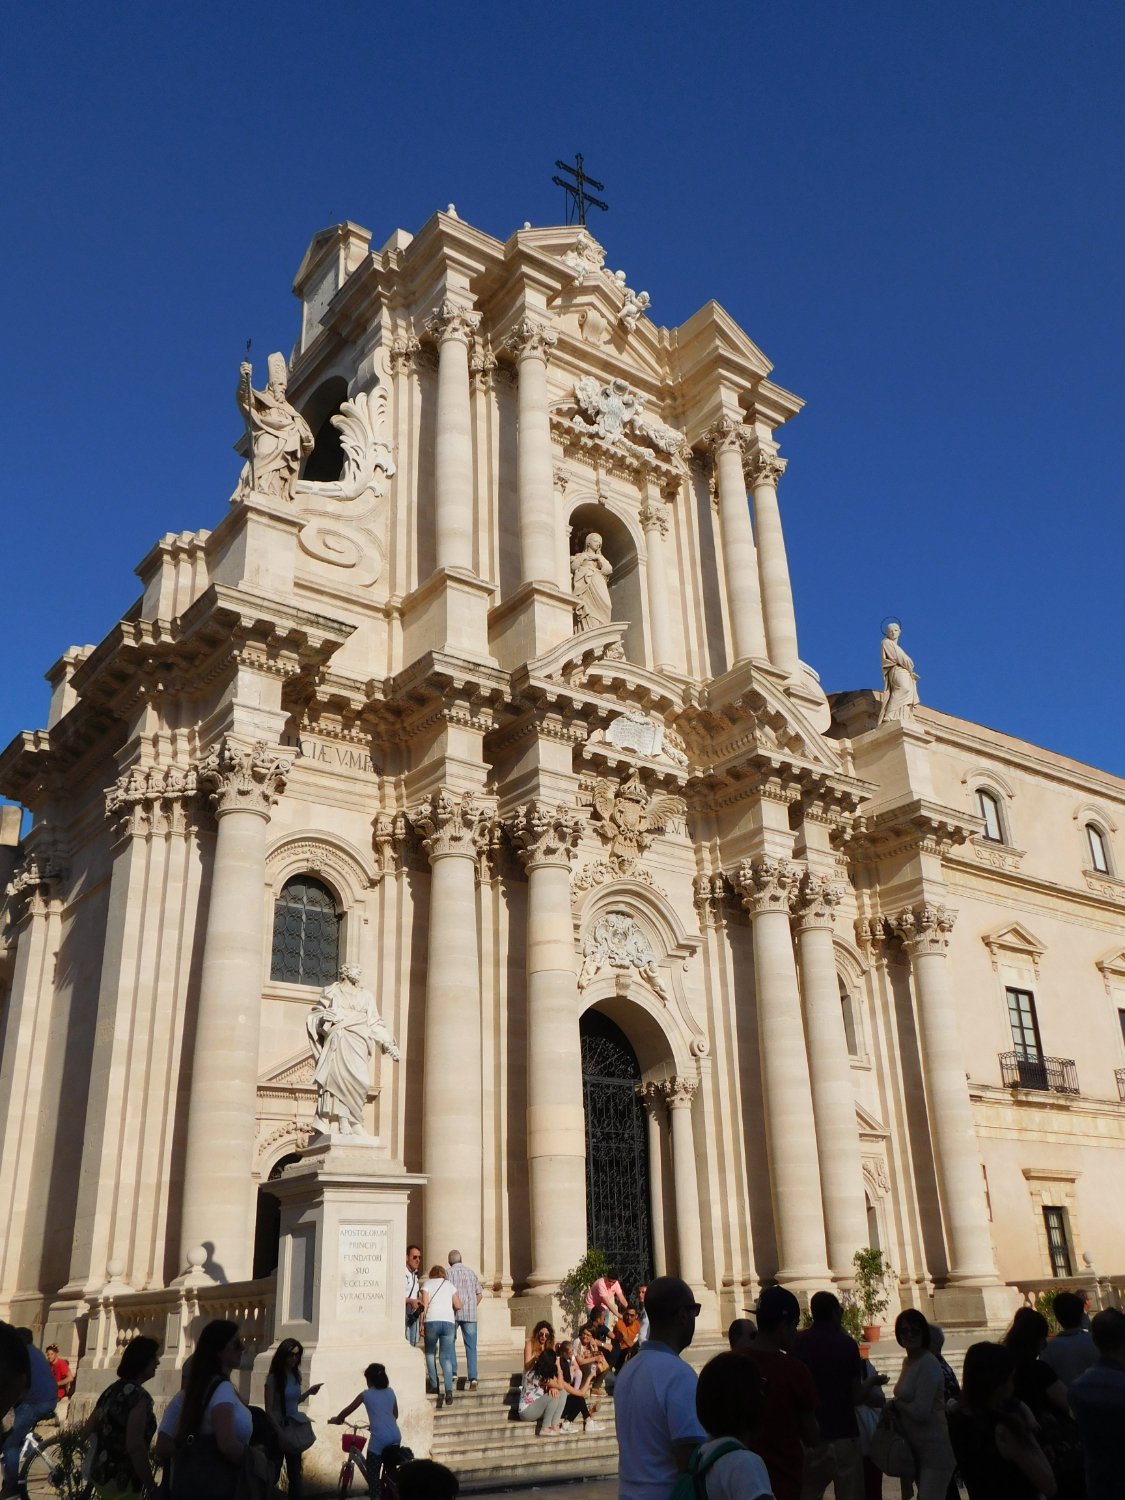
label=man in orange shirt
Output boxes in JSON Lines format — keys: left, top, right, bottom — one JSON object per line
{"left": 611, "top": 1306, "right": 642, "bottom": 1369}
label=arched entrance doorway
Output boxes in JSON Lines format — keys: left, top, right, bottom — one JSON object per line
{"left": 252, "top": 1152, "right": 302, "bottom": 1280}
{"left": 580, "top": 1010, "right": 653, "bottom": 1294}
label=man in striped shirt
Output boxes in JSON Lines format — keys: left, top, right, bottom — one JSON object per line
{"left": 447, "top": 1250, "right": 483, "bottom": 1390}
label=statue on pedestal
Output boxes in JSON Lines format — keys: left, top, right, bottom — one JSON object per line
{"left": 877, "top": 619, "right": 920, "bottom": 724}
{"left": 571, "top": 532, "right": 613, "bottom": 631}
{"left": 232, "top": 351, "right": 314, "bottom": 504}
{"left": 306, "top": 964, "right": 399, "bottom": 1136}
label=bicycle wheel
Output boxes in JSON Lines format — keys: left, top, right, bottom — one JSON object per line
{"left": 337, "top": 1457, "right": 354, "bottom": 1498}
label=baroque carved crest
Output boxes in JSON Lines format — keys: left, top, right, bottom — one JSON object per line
{"left": 292, "top": 387, "right": 397, "bottom": 587}
{"left": 572, "top": 377, "right": 687, "bottom": 461}
{"left": 577, "top": 910, "right": 668, "bottom": 1002}
{"left": 589, "top": 772, "right": 685, "bottom": 877}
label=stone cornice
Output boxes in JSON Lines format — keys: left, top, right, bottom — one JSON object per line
{"left": 835, "top": 797, "right": 980, "bottom": 860}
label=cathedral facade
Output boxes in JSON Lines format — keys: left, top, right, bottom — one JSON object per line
{"left": 1, "top": 211, "right": 1123, "bottom": 1354}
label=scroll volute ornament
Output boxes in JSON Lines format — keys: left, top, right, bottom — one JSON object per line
{"left": 198, "top": 740, "right": 291, "bottom": 818}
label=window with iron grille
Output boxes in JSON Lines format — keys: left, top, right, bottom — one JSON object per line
{"left": 270, "top": 875, "right": 341, "bottom": 986}
{"left": 1042, "top": 1206, "right": 1074, "bottom": 1278}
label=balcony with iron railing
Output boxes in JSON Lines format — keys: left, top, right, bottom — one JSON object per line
{"left": 999, "top": 1051, "right": 1080, "bottom": 1095}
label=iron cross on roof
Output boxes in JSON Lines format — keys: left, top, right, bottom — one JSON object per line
{"left": 552, "top": 153, "right": 609, "bottom": 226}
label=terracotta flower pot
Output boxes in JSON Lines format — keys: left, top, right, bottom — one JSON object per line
{"left": 863, "top": 1324, "right": 881, "bottom": 1342}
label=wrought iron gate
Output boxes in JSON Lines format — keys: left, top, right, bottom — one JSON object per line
{"left": 581, "top": 1011, "right": 653, "bottom": 1295}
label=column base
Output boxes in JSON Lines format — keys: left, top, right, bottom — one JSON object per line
{"left": 474, "top": 1292, "right": 526, "bottom": 1354}
{"left": 402, "top": 567, "right": 496, "bottom": 664}
{"left": 932, "top": 1281, "right": 1017, "bottom": 1330}
{"left": 488, "top": 580, "right": 576, "bottom": 668}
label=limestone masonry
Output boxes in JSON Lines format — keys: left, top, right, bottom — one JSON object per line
{"left": 2, "top": 210, "right": 1124, "bottom": 1378}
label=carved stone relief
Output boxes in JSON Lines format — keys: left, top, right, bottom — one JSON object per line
{"left": 577, "top": 910, "right": 669, "bottom": 1002}
{"left": 589, "top": 772, "right": 686, "bottom": 877}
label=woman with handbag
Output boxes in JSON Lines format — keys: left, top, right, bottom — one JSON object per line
{"left": 887, "top": 1309, "right": 956, "bottom": 1500}
{"left": 83, "top": 1335, "right": 160, "bottom": 1499}
{"left": 169, "top": 1319, "right": 254, "bottom": 1500}
{"left": 419, "top": 1265, "right": 461, "bottom": 1409}
{"left": 264, "top": 1339, "right": 321, "bottom": 1499}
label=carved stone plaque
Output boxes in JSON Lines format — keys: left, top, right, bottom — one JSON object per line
{"left": 336, "top": 1222, "right": 389, "bottom": 1320}
{"left": 605, "top": 712, "right": 663, "bottom": 758}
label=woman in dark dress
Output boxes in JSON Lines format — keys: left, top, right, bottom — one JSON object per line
{"left": 1003, "top": 1308, "right": 1084, "bottom": 1498}
{"left": 85, "top": 1336, "right": 160, "bottom": 1499}
{"left": 948, "top": 1341, "right": 1057, "bottom": 1500}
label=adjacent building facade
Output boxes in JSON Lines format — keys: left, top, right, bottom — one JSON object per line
{"left": 1, "top": 211, "right": 1122, "bottom": 1356}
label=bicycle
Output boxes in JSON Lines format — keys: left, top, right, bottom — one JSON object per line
{"left": 336, "top": 1422, "right": 370, "bottom": 1497}
{"left": 335, "top": 1423, "right": 410, "bottom": 1500}
{"left": 14, "top": 1424, "right": 92, "bottom": 1499}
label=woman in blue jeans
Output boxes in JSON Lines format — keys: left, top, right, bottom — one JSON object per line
{"left": 420, "top": 1266, "right": 461, "bottom": 1409}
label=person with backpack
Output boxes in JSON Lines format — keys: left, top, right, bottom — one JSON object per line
{"left": 680, "top": 1351, "right": 774, "bottom": 1500}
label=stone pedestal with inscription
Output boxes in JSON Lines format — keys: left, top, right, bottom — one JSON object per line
{"left": 254, "top": 1140, "right": 430, "bottom": 1484}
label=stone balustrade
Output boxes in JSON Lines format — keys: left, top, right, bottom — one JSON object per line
{"left": 1010, "top": 1274, "right": 1125, "bottom": 1313}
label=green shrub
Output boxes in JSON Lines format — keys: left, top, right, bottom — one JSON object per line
{"left": 558, "top": 1248, "right": 612, "bottom": 1336}
{"left": 1034, "top": 1290, "right": 1060, "bottom": 1335}
{"left": 853, "top": 1247, "right": 894, "bottom": 1327}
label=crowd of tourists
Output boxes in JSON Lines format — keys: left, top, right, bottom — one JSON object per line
{"left": 614, "top": 1276, "right": 1125, "bottom": 1500}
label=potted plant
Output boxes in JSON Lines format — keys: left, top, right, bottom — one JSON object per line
{"left": 558, "top": 1247, "right": 612, "bottom": 1337}
{"left": 853, "top": 1246, "right": 892, "bottom": 1342}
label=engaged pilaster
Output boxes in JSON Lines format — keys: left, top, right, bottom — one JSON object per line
{"left": 895, "top": 903, "right": 998, "bottom": 1285}
{"left": 706, "top": 418, "right": 767, "bottom": 663}
{"left": 745, "top": 447, "right": 799, "bottom": 676}
{"left": 426, "top": 297, "right": 481, "bottom": 574}
{"left": 792, "top": 870, "right": 869, "bottom": 1281}
{"left": 179, "top": 740, "right": 290, "bottom": 1280}
{"left": 639, "top": 498, "right": 675, "bottom": 671}
{"left": 735, "top": 857, "right": 831, "bottom": 1286}
{"left": 509, "top": 801, "right": 587, "bottom": 1288}
{"left": 410, "top": 789, "right": 497, "bottom": 1266}
{"left": 505, "top": 317, "right": 560, "bottom": 587}
{"left": 660, "top": 1077, "right": 706, "bottom": 1290}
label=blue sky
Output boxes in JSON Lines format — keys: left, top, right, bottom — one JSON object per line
{"left": 3, "top": 1, "right": 1123, "bottom": 790}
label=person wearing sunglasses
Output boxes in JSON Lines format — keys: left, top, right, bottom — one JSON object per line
{"left": 614, "top": 1277, "right": 707, "bottom": 1500}
{"left": 165, "top": 1320, "right": 253, "bottom": 1499}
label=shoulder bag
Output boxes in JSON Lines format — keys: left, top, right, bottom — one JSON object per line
{"left": 869, "top": 1407, "right": 916, "bottom": 1480}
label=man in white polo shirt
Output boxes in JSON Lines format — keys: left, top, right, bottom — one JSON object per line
{"left": 614, "top": 1276, "right": 706, "bottom": 1500}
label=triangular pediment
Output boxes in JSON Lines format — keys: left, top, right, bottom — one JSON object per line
{"left": 982, "top": 922, "right": 1047, "bottom": 976}
{"left": 258, "top": 1050, "right": 316, "bottom": 1092}
{"left": 1095, "top": 947, "right": 1125, "bottom": 992}
{"left": 856, "top": 1103, "right": 888, "bottom": 1139}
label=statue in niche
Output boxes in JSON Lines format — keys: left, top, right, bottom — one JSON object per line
{"left": 306, "top": 963, "right": 399, "bottom": 1136}
{"left": 232, "top": 351, "right": 314, "bottom": 504}
{"left": 571, "top": 532, "right": 613, "bottom": 631}
{"left": 877, "top": 619, "right": 920, "bottom": 724}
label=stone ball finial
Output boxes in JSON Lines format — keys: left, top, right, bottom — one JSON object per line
{"left": 186, "top": 1246, "right": 207, "bottom": 1271}
{"left": 106, "top": 1258, "right": 126, "bottom": 1280}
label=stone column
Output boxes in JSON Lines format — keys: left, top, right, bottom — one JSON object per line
{"left": 706, "top": 418, "right": 767, "bottom": 663}
{"left": 638, "top": 1084, "right": 669, "bottom": 1276}
{"left": 410, "top": 789, "right": 495, "bottom": 1267}
{"left": 661, "top": 1078, "right": 705, "bottom": 1289}
{"left": 896, "top": 904, "right": 998, "bottom": 1283}
{"left": 639, "top": 499, "right": 675, "bottom": 671}
{"left": 426, "top": 298, "right": 481, "bottom": 573}
{"left": 510, "top": 802, "right": 587, "bottom": 1288}
{"left": 506, "top": 317, "right": 560, "bottom": 586}
{"left": 736, "top": 859, "right": 831, "bottom": 1285}
{"left": 179, "top": 741, "right": 289, "bottom": 1280}
{"left": 746, "top": 448, "right": 799, "bottom": 676}
{"left": 793, "top": 871, "right": 869, "bottom": 1281}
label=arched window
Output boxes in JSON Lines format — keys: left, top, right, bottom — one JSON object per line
{"left": 1087, "top": 823, "right": 1110, "bottom": 874}
{"left": 976, "top": 789, "right": 1005, "bottom": 843}
{"left": 839, "top": 975, "right": 860, "bottom": 1057}
{"left": 270, "top": 875, "right": 341, "bottom": 986}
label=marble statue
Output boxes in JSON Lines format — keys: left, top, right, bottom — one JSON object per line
{"left": 306, "top": 963, "right": 399, "bottom": 1136}
{"left": 232, "top": 352, "right": 314, "bottom": 504}
{"left": 877, "top": 620, "right": 920, "bottom": 724}
{"left": 571, "top": 532, "right": 613, "bottom": 631}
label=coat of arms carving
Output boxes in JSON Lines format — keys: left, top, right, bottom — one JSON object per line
{"left": 589, "top": 772, "right": 686, "bottom": 877}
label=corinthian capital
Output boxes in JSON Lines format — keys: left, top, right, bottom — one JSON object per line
{"left": 409, "top": 788, "right": 498, "bottom": 861}
{"left": 504, "top": 315, "right": 558, "bottom": 362}
{"left": 894, "top": 902, "right": 956, "bottom": 957}
{"left": 638, "top": 501, "right": 670, "bottom": 537}
{"left": 660, "top": 1076, "right": 698, "bottom": 1108}
{"left": 744, "top": 449, "right": 788, "bottom": 488}
{"left": 509, "top": 802, "right": 585, "bottom": 869}
{"left": 198, "top": 740, "right": 290, "bottom": 819}
{"left": 703, "top": 415, "right": 750, "bottom": 457}
{"left": 5, "top": 846, "right": 67, "bottom": 919}
{"left": 792, "top": 870, "right": 843, "bottom": 932}
{"left": 733, "top": 857, "right": 802, "bottom": 916}
{"left": 106, "top": 763, "right": 202, "bottom": 840}
{"left": 425, "top": 296, "right": 481, "bottom": 346}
